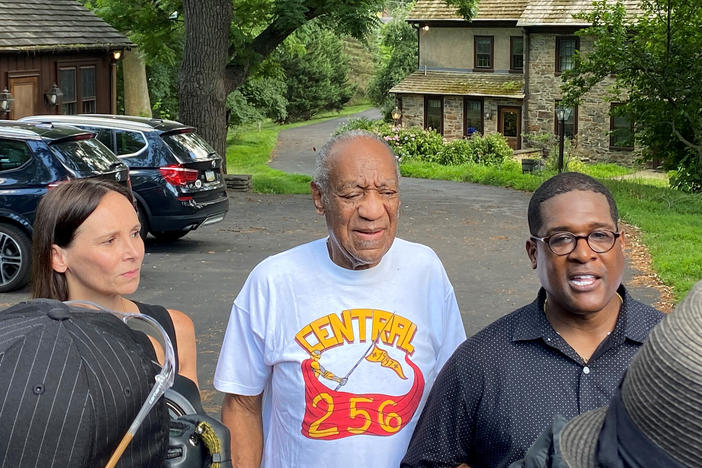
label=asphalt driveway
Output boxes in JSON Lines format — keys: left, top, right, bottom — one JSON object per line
{"left": 0, "top": 109, "right": 659, "bottom": 413}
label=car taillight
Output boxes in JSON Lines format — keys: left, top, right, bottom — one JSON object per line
{"left": 159, "top": 164, "right": 198, "bottom": 186}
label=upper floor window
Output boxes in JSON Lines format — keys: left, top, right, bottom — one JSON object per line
{"left": 510, "top": 37, "right": 524, "bottom": 71}
{"left": 554, "top": 101, "right": 577, "bottom": 138}
{"left": 474, "top": 36, "right": 494, "bottom": 70}
{"left": 556, "top": 37, "right": 579, "bottom": 73}
{"left": 425, "top": 96, "right": 443, "bottom": 134}
{"left": 610, "top": 104, "right": 634, "bottom": 150}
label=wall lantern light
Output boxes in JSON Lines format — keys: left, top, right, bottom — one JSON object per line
{"left": 0, "top": 88, "right": 13, "bottom": 114}
{"left": 45, "top": 83, "right": 63, "bottom": 106}
{"left": 112, "top": 50, "right": 122, "bottom": 61}
{"left": 422, "top": 24, "right": 430, "bottom": 31}
{"left": 484, "top": 110, "right": 492, "bottom": 120}
{"left": 391, "top": 106, "right": 402, "bottom": 126}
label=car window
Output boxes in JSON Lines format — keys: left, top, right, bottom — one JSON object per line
{"left": 79, "top": 126, "right": 114, "bottom": 151}
{"left": 50, "top": 138, "right": 120, "bottom": 174}
{"left": 0, "top": 139, "right": 32, "bottom": 171}
{"left": 162, "top": 131, "right": 217, "bottom": 161}
{"left": 114, "top": 130, "right": 146, "bottom": 155}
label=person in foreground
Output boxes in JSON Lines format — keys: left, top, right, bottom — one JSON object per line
{"left": 31, "top": 178, "right": 199, "bottom": 389}
{"left": 402, "top": 172, "right": 664, "bottom": 468}
{"left": 0, "top": 300, "right": 168, "bottom": 467}
{"left": 511, "top": 278, "right": 702, "bottom": 468}
{"left": 214, "top": 130, "right": 466, "bottom": 467}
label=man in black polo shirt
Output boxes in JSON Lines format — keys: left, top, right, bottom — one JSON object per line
{"left": 401, "top": 172, "right": 664, "bottom": 468}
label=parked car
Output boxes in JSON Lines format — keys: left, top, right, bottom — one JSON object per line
{"left": 0, "top": 121, "right": 130, "bottom": 292}
{"left": 20, "top": 115, "right": 229, "bottom": 241}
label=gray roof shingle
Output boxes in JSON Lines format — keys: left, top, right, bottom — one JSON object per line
{"left": 0, "top": 0, "right": 133, "bottom": 51}
{"left": 408, "top": 0, "right": 642, "bottom": 25}
{"left": 409, "top": 0, "right": 529, "bottom": 21}
{"left": 517, "top": 0, "right": 642, "bottom": 25}
{"left": 390, "top": 70, "right": 525, "bottom": 98}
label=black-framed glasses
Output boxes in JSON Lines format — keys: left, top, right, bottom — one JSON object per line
{"left": 531, "top": 230, "right": 620, "bottom": 256}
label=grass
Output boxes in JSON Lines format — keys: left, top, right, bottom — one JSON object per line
{"left": 400, "top": 159, "right": 701, "bottom": 300}
{"left": 226, "top": 103, "right": 372, "bottom": 193}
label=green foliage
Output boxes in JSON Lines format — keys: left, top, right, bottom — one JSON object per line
{"left": 147, "top": 60, "right": 180, "bottom": 119}
{"left": 562, "top": 0, "right": 702, "bottom": 191}
{"left": 368, "top": 4, "right": 418, "bottom": 115}
{"left": 669, "top": 152, "right": 702, "bottom": 193}
{"left": 227, "top": 76, "right": 288, "bottom": 126}
{"left": 278, "top": 22, "right": 355, "bottom": 122}
{"left": 336, "top": 118, "right": 513, "bottom": 165}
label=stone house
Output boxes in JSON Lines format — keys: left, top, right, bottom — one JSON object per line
{"left": 390, "top": 0, "right": 639, "bottom": 162}
{"left": 0, "top": 0, "right": 133, "bottom": 120}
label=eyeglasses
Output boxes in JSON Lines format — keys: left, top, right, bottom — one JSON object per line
{"left": 531, "top": 230, "right": 620, "bottom": 256}
{"left": 65, "top": 300, "right": 175, "bottom": 468}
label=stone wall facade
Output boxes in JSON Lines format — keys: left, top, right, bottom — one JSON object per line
{"left": 443, "top": 96, "right": 463, "bottom": 139}
{"left": 396, "top": 27, "right": 638, "bottom": 164}
{"left": 400, "top": 94, "right": 424, "bottom": 129}
{"left": 526, "top": 33, "right": 634, "bottom": 163}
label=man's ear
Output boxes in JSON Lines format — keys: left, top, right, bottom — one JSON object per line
{"left": 617, "top": 228, "right": 626, "bottom": 252}
{"left": 526, "top": 238, "right": 538, "bottom": 269}
{"left": 51, "top": 244, "right": 68, "bottom": 273}
{"left": 311, "top": 182, "right": 325, "bottom": 215}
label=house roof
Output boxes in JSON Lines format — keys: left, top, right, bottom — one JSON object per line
{"left": 517, "top": 0, "right": 642, "bottom": 26}
{"left": 390, "top": 70, "right": 525, "bottom": 98}
{"left": 408, "top": 0, "right": 529, "bottom": 21}
{"left": 0, "top": 0, "right": 133, "bottom": 52}
{"left": 408, "top": 0, "right": 641, "bottom": 25}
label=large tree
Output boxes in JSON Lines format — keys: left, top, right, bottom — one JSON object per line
{"left": 562, "top": 0, "right": 702, "bottom": 191}
{"left": 88, "top": 0, "right": 478, "bottom": 166}
{"left": 179, "top": 0, "right": 478, "bottom": 166}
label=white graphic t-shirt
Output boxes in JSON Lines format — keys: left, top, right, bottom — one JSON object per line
{"left": 214, "top": 238, "right": 466, "bottom": 467}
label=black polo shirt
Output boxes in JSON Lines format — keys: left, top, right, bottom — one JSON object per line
{"left": 401, "top": 286, "right": 663, "bottom": 468}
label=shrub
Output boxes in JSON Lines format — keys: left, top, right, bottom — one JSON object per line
{"left": 669, "top": 155, "right": 702, "bottom": 193}
{"left": 335, "top": 119, "right": 514, "bottom": 166}
{"left": 389, "top": 127, "right": 444, "bottom": 162}
{"left": 468, "top": 133, "right": 514, "bottom": 166}
{"left": 434, "top": 139, "right": 474, "bottom": 165}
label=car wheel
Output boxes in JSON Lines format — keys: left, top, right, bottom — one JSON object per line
{"left": 136, "top": 202, "right": 150, "bottom": 241}
{"left": 0, "top": 223, "right": 31, "bottom": 293}
{"left": 152, "top": 230, "right": 190, "bottom": 242}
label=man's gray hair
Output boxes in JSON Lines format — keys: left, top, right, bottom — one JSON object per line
{"left": 312, "top": 129, "right": 399, "bottom": 195}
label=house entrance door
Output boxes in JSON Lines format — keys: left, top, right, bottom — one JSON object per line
{"left": 498, "top": 106, "right": 521, "bottom": 150}
{"left": 9, "top": 75, "right": 38, "bottom": 120}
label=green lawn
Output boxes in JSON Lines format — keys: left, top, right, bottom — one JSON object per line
{"left": 226, "top": 104, "right": 372, "bottom": 193}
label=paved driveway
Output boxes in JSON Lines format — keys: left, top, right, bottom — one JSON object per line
{"left": 0, "top": 109, "right": 659, "bottom": 414}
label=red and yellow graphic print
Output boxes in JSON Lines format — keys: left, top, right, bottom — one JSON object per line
{"left": 295, "top": 308, "right": 425, "bottom": 440}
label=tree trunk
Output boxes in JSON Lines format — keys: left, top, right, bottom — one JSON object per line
{"left": 179, "top": 0, "right": 232, "bottom": 170}
{"left": 123, "top": 49, "right": 152, "bottom": 117}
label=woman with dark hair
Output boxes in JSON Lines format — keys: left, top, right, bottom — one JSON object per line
{"left": 31, "top": 178, "right": 199, "bottom": 388}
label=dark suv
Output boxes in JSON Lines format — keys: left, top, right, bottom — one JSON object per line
{"left": 21, "top": 115, "right": 229, "bottom": 241}
{"left": 0, "top": 121, "right": 130, "bottom": 292}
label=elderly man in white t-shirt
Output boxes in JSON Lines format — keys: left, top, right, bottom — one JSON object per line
{"left": 214, "top": 130, "right": 466, "bottom": 468}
